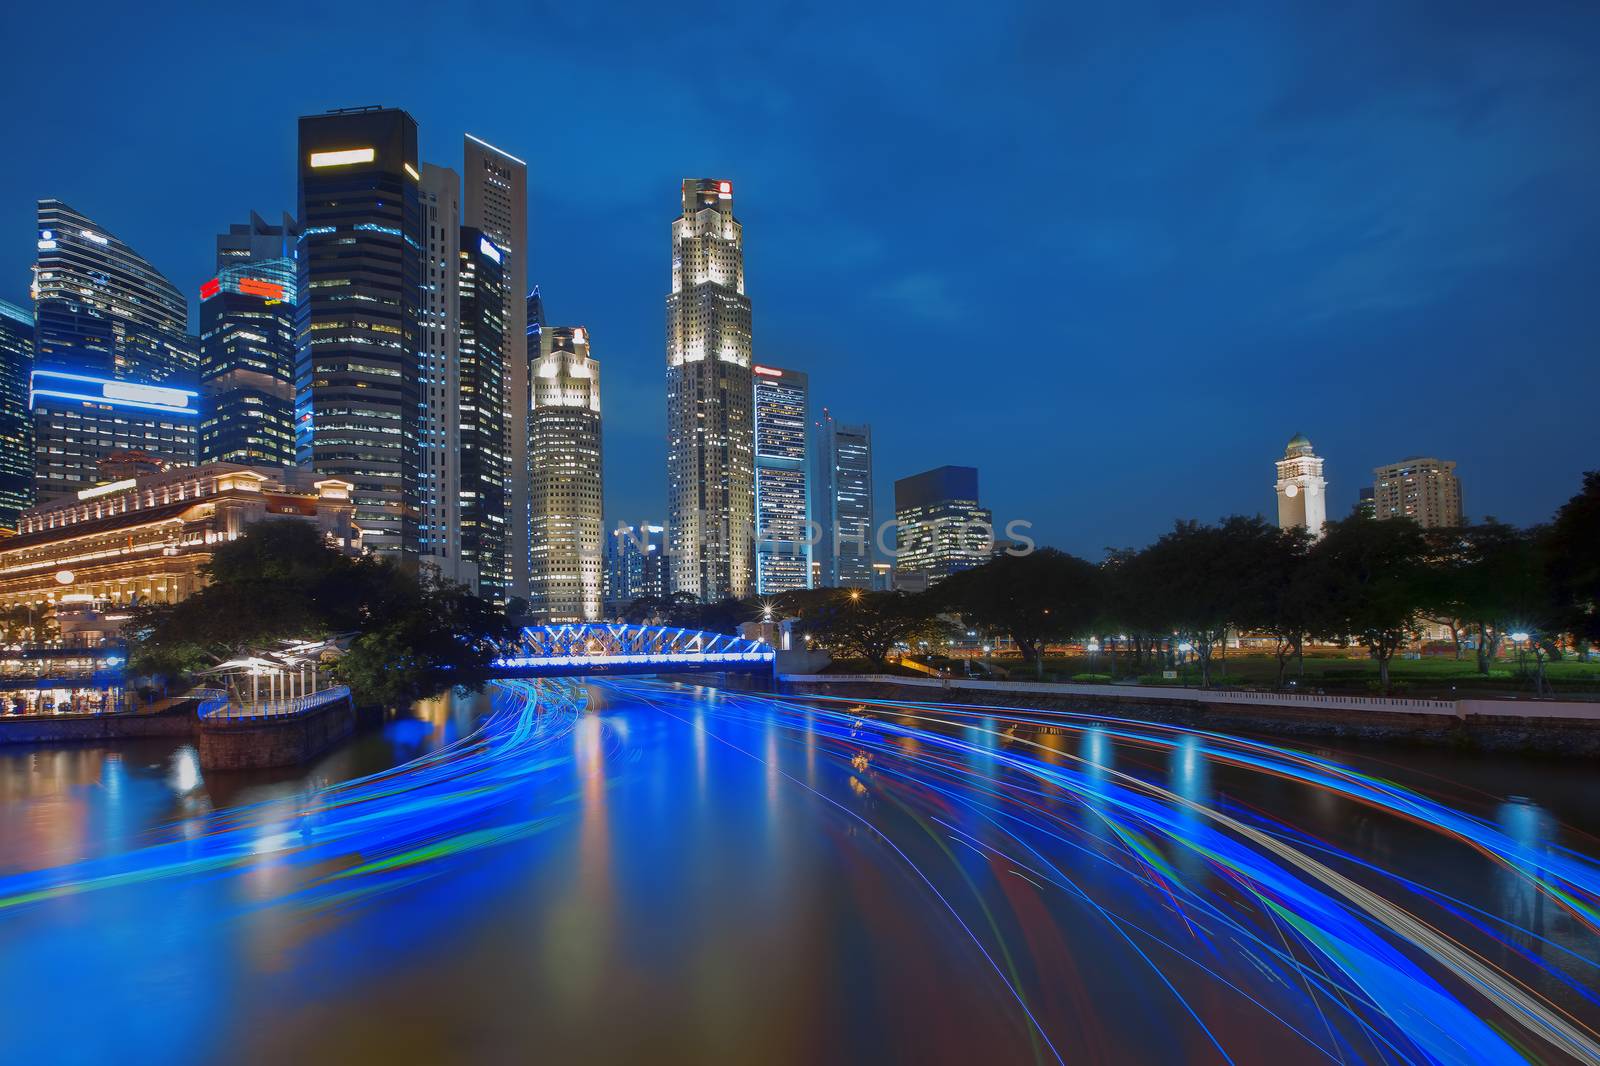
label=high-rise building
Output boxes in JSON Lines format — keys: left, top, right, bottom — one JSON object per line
{"left": 296, "top": 106, "right": 423, "bottom": 563}
{"left": 530, "top": 326, "right": 602, "bottom": 621}
{"left": 31, "top": 201, "right": 197, "bottom": 499}
{"left": 752, "top": 365, "right": 810, "bottom": 594}
{"left": 463, "top": 134, "right": 529, "bottom": 599}
{"left": 812, "top": 412, "right": 875, "bottom": 588}
{"left": 417, "top": 164, "right": 468, "bottom": 586}
{"left": 0, "top": 300, "right": 33, "bottom": 528}
{"left": 458, "top": 228, "right": 508, "bottom": 604}
{"left": 665, "top": 178, "right": 755, "bottom": 602}
{"left": 1373, "top": 457, "right": 1463, "bottom": 529}
{"left": 198, "top": 214, "right": 299, "bottom": 467}
{"left": 1356, "top": 486, "right": 1376, "bottom": 520}
{"left": 893, "top": 465, "right": 992, "bottom": 591}
{"left": 1274, "top": 433, "right": 1328, "bottom": 538}
{"left": 606, "top": 524, "right": 666, "bottom": 615}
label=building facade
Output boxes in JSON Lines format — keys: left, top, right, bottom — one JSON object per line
{"left": 812, "top": 411, "right": 875, "bottom": 588}
{"left": 1373, "top": 457, "right": 1462, "bottom": 529}
{"left": 296, "top": 106, "right": 423, "bottom": 563}
{"left": 198, "top": 215, "right": 298, "bottom": 467}
{"left": 606, "top": 524, "right": 667, "bottom": 616}
{"left": 1274, "top": 432, "right": 1328, "bottom": 538}
{"left": 893, "top": 465, "right": 992, "bottom": 591}
{"left": 31, "top": 201, "right": 196, "bottom": 500}
{"left": 665, "top": 178, "right": 755, "bottom": 602}
{"left": 0, "top": 300, "right": 33, "bottom": 528}
{"left": 417, "top": 163, "right": 467, "bottom": 586}
{"left": 752, "top": 365, "right": 810, "bottom": 594}
{"left": 458, "top": 228, "right": 508, "bottom": 603}
{"left": 0, "top": 464, "right": 359, "bottom": 616}
{"left": 463, "top": 134, "right": 529, "bottom": 599}
{"left": 529, "top": 326, "right": 602, "bottom": 621}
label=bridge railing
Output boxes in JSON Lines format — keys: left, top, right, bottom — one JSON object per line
{"left": 197, "top": 685, "right": 352, "bottom": 721}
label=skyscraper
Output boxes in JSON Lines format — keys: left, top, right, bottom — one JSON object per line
{"left": 812, "top": 411, "right": 875, "bottom": 588}
{"left": 198, "top": 213, "right": 298, "bottom": 466}
{"left": 1373, "top": 457, "right": 1463, "bottom": 528}
{"left": 458, "top": 228, "right": 508, "bottom": 604}
{"left": 463, "top": 134, "right": 529, "bottom": 599}
{"left": 606, "top": 524, "right": 666, "bottom": 615}
{"left": 893, "top": 465, "right": 992, "bottom": 591}
{"left": 752, "top": 365, "right": 811, "bottom": 594}
{"left": 296, "top": 106, "right": 423, "bottom": 562}
{"left": 417, "top": 164, "right": 467, "bottom": 585}
{"left": 1274, "top": 433, "right": 1328, "bottom": 538}
{"left": 530, "top": 326, "right": 602, "bottom": 621}
{"left": 31, "top": 200, "right": 197, "bottom": 498}
{"left": 665, "top": 178, "right": 755, "bottom": 601}
{"left": 0, "top": 299, "right": 33, "bottom": 528}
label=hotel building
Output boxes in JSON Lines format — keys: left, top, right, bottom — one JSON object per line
{"left": 1373, "top": 457, "right": 1463, "bottom": 529}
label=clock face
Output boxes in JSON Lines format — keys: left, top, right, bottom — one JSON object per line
{"left": 1284, "top": 483, "right": 1299, "bottom": 498}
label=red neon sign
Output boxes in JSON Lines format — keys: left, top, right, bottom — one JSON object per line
{"left": 199, "top": 278, "right": 221, "bottom": 300}
{"left": 238, "top": 278, "right": 286, "bottom": 300}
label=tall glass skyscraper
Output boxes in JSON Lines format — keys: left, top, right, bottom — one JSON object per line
{"left": 458, "top": 228, "right": 508, "bottom": 604}
{"left": 665, "top": 178, "right": 755, "bottom": 601}
{"left": 752, "top": 365, "right": 811, "bottom": 594}
{"left": 199, "top": 213, "right": 299, "bottom": 466}
{"left": 31, "top": 200, "right": 196, "bottom": 499}
{"left": 530, "top": 326, "right": 603, "bottom": 622}
{"left": 296, "top": 106, "right": 423, "bottom": 562}
{"left": 0, "top": 300, "right": 33, "bottom": 528}
{"left": 812, "top": 411, "right": 875, "bottom": 588}
{"left": 417, "top": 163, "right": 466, "bottom": 585}
{"left": 893, "top": 465, "right": 992, "bottom": 591}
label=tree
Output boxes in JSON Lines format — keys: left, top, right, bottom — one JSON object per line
{"left": 1546, "top": 472, "right": 1600, "bottom": 659}
{"left": 781, "top": 589, "right": 945, "bottom": 669}
{"left": 1425, "top": 522, "right": 1526, "bottom": 674}
{"left": 938, "top": 549, "right": 1101, "bottom": 675}
{"left": 1313, "top": 516, "right": 1432, "bottom": 691}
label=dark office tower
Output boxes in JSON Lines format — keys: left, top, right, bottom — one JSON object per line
{"left": 893, "top": 465, "right": 992, "bottom": 591}
{"left": 31, "top": 201, "right": 196, "bottom": 499}
{"left": 296, "top": 107, "right": 423, "bottom": 563}
{"left": 0, "top": 300, "right": 33, "bottom": 528}
{"left": 198, "top": 214, "right": 299, "bottom": 466}
{"left": 665, "top": 179, "right": 755, "bottom": 601}
{"left": 812, "top": 410, "right": 875, "bottom": 588}
{"left": 458, "top": 228, "right": 508, "bottom": 604}
{"left": 752, "top": 365, "right": 810, "bottom": 594}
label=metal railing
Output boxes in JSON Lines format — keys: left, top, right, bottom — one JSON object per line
{"left": 197, "top": 685, "right": 351, "bottom": 721}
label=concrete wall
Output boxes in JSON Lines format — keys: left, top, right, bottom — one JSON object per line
{"left": 0, "top": 706, "right": 195, "bottom": 745}
{"left": 197, "top": 697, "right": 355, "bottom": 770}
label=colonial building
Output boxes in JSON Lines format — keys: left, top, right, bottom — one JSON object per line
{"left": 1274, "top": 432, "right": 1328, "bottom": 538}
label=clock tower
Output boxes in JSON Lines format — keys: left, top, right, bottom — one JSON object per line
{"left": 1275, "top": 433, "right": 1327, "bottom": 538}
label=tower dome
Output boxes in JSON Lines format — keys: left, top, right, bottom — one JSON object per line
{"left": 1284, "top": 432, "right": 1314, "bottom": 458}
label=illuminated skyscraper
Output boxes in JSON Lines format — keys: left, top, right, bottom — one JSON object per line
{"left": 606, "top": 524, "right": 666, "bottom": 615}
{"left": 199, "top": 213, "right": 298, "bottom": 466}
{"left": 296, "top": 106, "right": 423, "bottom": 562}
{"left": 530, "top": 326, "right": 602, "bottom": 621}
{"left": 458, "top": 228, "right": 508, "bottom": 604}
{"left": 812, "top": 412, "right": 875, "bottom": 588}
{"left": 665, "top": 178, "right": 755, "bottom": 600}
{"left": 417, "top": 164, "right": 467, "bottom": 586}
{"left": 752, "top": 365, "right": 810, "bottom": 594}
{"left": 31, "top": 200, "right": 197, "bottom": 499}
{"left": 1373, "top": 457, "right": 1462, "bottom": 528}
{"left": 463, "top": 133, "right": 528, "bottom": 598}
{"left": 1274, "top": 432, "right": 1328, "bottom": 538}
{"left": 893, "top": 466, "right": 992, "bottom": 591}
{"left": 0, "top": 300, "right": 33, "bottom": 528}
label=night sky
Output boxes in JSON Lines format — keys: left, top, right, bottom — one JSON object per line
{"left": 3, "top": 2, "right": 1596, "bottom": 558}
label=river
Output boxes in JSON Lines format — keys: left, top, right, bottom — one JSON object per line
{"left": 1, "top": 679, "right": 1597, "bottom": 1065}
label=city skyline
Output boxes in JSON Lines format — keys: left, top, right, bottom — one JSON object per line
{"left": 1, "top": 4, "right": 1597, "bottom": 558}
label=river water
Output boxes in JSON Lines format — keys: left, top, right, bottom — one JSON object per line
{"left": 1, "top": 680, "right": 1597, "bottom": 1065}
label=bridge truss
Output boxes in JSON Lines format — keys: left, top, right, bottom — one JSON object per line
{"left": 490, "top": 624, "right": 775, "bottom": 678}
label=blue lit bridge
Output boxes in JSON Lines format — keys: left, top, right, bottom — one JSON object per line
{"left": 489, "top": 624, "right": 775, "bottom": 678}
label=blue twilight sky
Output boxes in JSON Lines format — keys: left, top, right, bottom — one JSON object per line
{"left": 2, "top": 1, "right": 1597, "bottom": 558}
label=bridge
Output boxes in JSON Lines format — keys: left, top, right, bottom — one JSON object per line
{"left": 490, "top": 624, "right": 775, "bottom": 678}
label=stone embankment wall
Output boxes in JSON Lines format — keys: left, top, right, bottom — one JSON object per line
{"left": 779, "top": 678, "right": 1600, "bottom": 757}
{"left": 0, "top": 705, "right": 196, "bottom": 745}
{"left": 196, "top": 698, "right": 356, "bottom": 770}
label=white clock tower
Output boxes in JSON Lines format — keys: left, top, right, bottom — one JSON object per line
{"left": 1275, "top": 433, "right": 1327, "bottom": 538}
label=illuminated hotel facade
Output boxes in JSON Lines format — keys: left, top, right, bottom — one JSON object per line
{"left": 529, "top": 326, "right": 602, "bottom": 621}
{"left": 0, "top": 463, "right": 359, "bottom": 616}
{"left": 893, "top": 465, "right": 992, "bottom": 591}
{"left": 31, "top": 200, "right": 197, "bottom": 500}
{"left": 665, "top": 178, "right": 755, "bottom": 601}
{"left": 811, "top": 411, "right": 874, "bottom": 588}
{"left": 463, "top": 134, "right": 529, "bottom": 598}
{"left": 198, "top": 213, "right": 299, "bottom": 467}
{"left": 296, "top": 106, "right": 423, "bottom": 563}
{"left": 458, "top": 228, "right": 508, "bottom": 603}
{"left": 752, "top": 365, "right": 811, "bottom": 594}
{"left": 0, "top": 299, "right": 33, "bottom": 528}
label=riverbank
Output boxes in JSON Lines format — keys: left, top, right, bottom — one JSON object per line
{"left": 778, "top": 674, "right": 1600, "bottom": 756}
